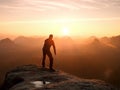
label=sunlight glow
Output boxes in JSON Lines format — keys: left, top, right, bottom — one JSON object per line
{"left": 62, "top": 27, "right": 70, "bottom": 36}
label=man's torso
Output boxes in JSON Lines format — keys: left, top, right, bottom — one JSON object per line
{"left": 43, "top": 39, "right": 53, "bottom": 51}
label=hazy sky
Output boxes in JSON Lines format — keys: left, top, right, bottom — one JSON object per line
{"left": 0, "top": 0, "right": 120, "bottom": 37}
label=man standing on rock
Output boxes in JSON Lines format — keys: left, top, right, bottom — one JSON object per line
{"left": 42, "top": 34, "right": 56, "bottom": 71}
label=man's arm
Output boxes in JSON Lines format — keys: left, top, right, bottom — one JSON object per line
{"left": 53, "top": 41, "right": 56, "bottom": 55}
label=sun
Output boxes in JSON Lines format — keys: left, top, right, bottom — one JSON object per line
{"left": 62, "top": 27, "right": 70, "bottom": 36}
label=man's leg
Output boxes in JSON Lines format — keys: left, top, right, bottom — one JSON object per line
{"left": 42, "top": 50, "right": 46, "bottom": 68}
{"left": 47, "top": 51, "right": 53, "bottom": 69}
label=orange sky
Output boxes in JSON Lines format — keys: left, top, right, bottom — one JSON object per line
{"left": 0, "top": 0, "right": 120, "bottom": 37}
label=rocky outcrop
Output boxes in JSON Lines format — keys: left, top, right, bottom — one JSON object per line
{"left": 1, "top": 65, "right": 117, "bottom": 90}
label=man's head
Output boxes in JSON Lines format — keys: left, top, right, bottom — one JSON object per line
{"left": 49, "top": 34, "right": 53, "bottom": 39}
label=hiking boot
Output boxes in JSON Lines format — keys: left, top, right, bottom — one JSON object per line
{"left": 49, "top": 68, "right": 55, "bottom": 72}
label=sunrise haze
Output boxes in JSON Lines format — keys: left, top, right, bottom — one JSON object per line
{"left": 0, "top": 0, "right": 120, "bottom": 37}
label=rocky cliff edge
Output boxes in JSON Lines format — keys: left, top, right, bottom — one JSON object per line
{"left": 1, "top": 65, "right": 117, "bottom": 90}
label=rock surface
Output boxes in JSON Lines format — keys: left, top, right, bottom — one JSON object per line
{"left": 1, "top": 65, "right": 117, "bottom": 90}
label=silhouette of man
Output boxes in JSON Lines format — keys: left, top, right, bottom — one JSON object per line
{"left": 42, "top": 34, "right": 56, "bottom": 70}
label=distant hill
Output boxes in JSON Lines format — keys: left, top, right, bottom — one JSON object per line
{"left": 0, "top": 38, "right": 17, "bottom": 52}
{"left": 0, "top": 38, "right": 14, "bottom": 45}
{"left": 110, "top": 35, "right": 120, "bottom": 48}
{"left": 14, "top": 36, "right": 44, "bottom": 48}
